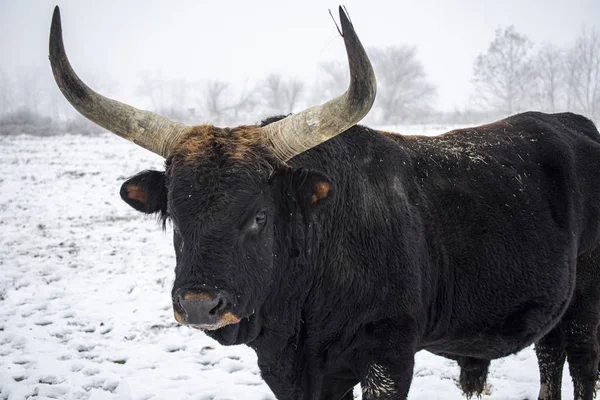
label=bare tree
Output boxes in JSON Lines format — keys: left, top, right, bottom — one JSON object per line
{"left": 16, "top": 67, "right": 48, "bottom": 114}
{"left": 136, "top": 72, "right": 199, "bottom": 121}
{"left": 47, "top": 82, "right": 72, "bottom": 120}
{"left": 533, "top": 44, "right": 565, "bottom": 112}
{"left": 260, "top": 73, "right": 304, "bottom": 115}
{"left": 163, "top": 78, "right": 196, "bottom": 122}
{"left": 171, "top": 79, "right": 190, "bottom": 109}
{"left": 196, "top": 80, "right": 258, "bottom": 126}
{"left": 135, "top": 71, "right": 168, "bottom": 112}
{"left": 566, "top": 28, "right": 600, "bottom": 121}
{"left": 228, "top": 83, "right": 258, "bottom": 125}
{"left": 0, "top": 68, "right": 13, "bottom": 116}
{"left": 312, "top": 61, "right": 348, "bottom": 105}
{"left": 203, "top": 80, "right": 230, "bottom": 125}
{"left": 471, "top": 26, "right": 535, "bottom": 116}
{"left": 368, "top": 45, "right": 437, "bottom": 124}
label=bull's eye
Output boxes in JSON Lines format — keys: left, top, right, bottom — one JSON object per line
{"left": 255, "top": 210, "right": 267, "bottom": 225}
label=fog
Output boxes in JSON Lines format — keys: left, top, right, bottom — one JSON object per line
{"left": 0, "top": 0, "right": 599, "bottom": 125}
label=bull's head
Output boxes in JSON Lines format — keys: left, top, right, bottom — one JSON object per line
{"left": 49, "top": 6, "right": 376, "bottom": 344}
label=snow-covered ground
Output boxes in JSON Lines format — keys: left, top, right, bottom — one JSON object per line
{"left": 0, "top": 130, "right": 577, "bottom": 399}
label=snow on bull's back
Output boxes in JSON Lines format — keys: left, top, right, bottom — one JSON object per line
{"left": 0, "top": 133, "right": 573, "bottom": 399}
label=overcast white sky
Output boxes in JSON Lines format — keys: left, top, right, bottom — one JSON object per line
{"left": 1, "top": 0, "right": 599, "bottom": 113}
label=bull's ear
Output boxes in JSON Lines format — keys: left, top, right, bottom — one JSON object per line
{"left": 120, "top": 170, "right": 167, "bottom": 214}
{"left": 292, "top": 168, "right": 333, "bottom": 208}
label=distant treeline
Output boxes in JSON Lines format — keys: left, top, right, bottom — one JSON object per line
{"left": 1, "top": 25, "right": 598, "bottom": 135}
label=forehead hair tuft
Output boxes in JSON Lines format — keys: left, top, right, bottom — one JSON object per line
{"left": 170, "top": 124, "right": 268, "bottom": 163}
{"left": 166, "top": 124, "right": 282, "bottom": 179}
{"left": 172, "top": 125, "right": 263, "bottom": 162}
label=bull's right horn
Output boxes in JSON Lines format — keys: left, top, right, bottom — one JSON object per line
{"left": 49, "top": 6, "right": 190, "bottom": 158}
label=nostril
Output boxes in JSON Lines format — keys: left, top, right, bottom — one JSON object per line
{"left": 176, "top": 293, "right": 186, "bottom": 310}
{"left": 174, "top": 288, "right": 186, "bottom": 307}
{"left": 209, "top": 296, "right": 226, "bottom": 316}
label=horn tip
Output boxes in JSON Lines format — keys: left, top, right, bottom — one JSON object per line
{"left": 52, "top": 6, "right": 61, "bottom": 24}
{"left": 50, "top": 5, "right": 62, "bottom": 45}
{"left": 337, "top": 6, "right": 356, "bottom": 39}
{"left": 338, "top": 6, "right": 350, "bottom": 28}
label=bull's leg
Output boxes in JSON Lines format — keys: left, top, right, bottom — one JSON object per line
{"left": 564, "top": 317, "right": 600, "bottom": 400}
{"left": 562, "top": 252, "right": 600, "bottom": 400}
{"left": 535, "top": 326, "right": 566, "bottom": 400}
{"left": 318, "top": 376, "right": 357, "bottom": 400}
{"left": 359, "top": 320, "right": 418, "bottom": 399}
{"left": 598, "top": 325, "right": 600, "bottom": 376}
{"left": 339, "top": 391, "right": 354, "bottom": 400}
{"left": 455, "top": 356, "right": 490, "bottom": 399}
{"left": 360, "top": 358, "right": 414, "bottom": 400}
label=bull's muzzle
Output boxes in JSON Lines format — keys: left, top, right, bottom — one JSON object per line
{"left": 174, "top": 290, "right": 240, "bottom": 330}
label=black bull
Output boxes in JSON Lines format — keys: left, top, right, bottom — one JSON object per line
{"left": 48, "top": 5, "right": 600, "bottom": 400}
{"left": 122, "top": 112, "right": 600, "bottom": 399}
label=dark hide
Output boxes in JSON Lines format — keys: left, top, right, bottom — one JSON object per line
{"left": 121, "top": 112, "right": 600, "bottom": 400}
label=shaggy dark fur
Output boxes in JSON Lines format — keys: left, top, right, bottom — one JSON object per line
{"left": 121, "top": 111, "right": 600, "bottom": 400}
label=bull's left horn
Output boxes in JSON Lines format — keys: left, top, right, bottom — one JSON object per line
{"left": 260, "top": 6, "right": 377, "bottom": 162}
{"left": 49, "top": 6, "right": 190, "bottom": 158}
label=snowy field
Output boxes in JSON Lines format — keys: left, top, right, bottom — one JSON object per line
{"left": 0, "top": 129, "right": 578, "bottom": 399}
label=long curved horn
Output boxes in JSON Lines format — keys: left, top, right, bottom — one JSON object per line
{"left": 261, "top": 6, "right": 377, "bottom": 162}
{"left": 49, "top": 6, "right": 190, "bottom": 158}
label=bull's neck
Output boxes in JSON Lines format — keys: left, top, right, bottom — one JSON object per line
{"left": 264, "top": 128, "right": 437, "bottom": 338}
